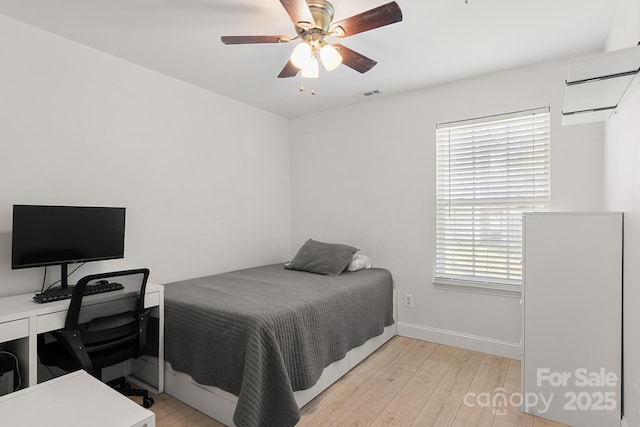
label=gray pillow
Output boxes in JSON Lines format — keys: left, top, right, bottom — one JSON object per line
{"left": 285, "top": 239, "right": 359, "bottom": 276}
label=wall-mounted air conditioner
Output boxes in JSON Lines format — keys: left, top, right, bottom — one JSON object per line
{"left": 562, "top": 44, "right": 640, "bottom": 125}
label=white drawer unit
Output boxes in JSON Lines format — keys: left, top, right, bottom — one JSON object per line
{"left": 0, "top": 370, "right": 155, "bottom": 427}
{"left": 0, "top": 318, "right": 28, "bottom": 342}
{"left": 522, "top": 212, "right": 622, "bottom": 427}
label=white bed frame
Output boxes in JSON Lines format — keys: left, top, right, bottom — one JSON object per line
{"left": 133, "top": 290, "right": 397, "bottom": 426}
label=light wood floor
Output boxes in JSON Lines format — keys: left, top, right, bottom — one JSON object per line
{"left": 144, "top": 336, "right": 569, "bottom": 427}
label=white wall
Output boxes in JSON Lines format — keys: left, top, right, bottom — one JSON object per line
{"left": 603, "top": 0, "right": 640, "bottom": 425}
{"left": 0, "top": 15, "right": 291, "bottom": 297}
{"left": 290, "top": 57, "right": 604, "bottom": 357}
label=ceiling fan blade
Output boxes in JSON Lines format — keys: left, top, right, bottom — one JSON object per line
{"left": 332, "top": 43, "right": 378, "bottom": 73}
{"left": 279, "top": 0, "right": 315, "bottom": 27}
{"left": 221, "top": 35, "right": 289, "bottom": 45}
{"left": 334, "top": 44, "right": 377, "bottom": 73}
{"left": 278, "top": 60, "right": 300, "bottom": 78}
{"left": 331, "top": 1, "right": 403, "bottom": 37}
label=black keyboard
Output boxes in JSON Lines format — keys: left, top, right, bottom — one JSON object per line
{"left": 33, "top": 281, "right": 124, "bottom": 303}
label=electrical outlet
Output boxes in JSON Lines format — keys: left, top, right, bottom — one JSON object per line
{"left": 404, "top": 294, "right": 414, "bottom": 308}
{"left": 633, "top": 383, "right": 639, "bottom": 417}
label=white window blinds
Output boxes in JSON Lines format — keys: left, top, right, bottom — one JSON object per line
{"left": 435, "top": 108, "right": 550, "bottom": 288}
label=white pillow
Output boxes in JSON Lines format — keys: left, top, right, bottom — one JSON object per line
{"left": 347, "top": 254, "right": 372, "bottom": 272}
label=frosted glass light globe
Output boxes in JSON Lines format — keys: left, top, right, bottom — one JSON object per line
{"left": 290, "top": 42, "right": 313, "bottom": 69}
{"left": 320, "top": 44, "right": 342, "bottom": 71}
{"left": 301, "top": 57, "right": 319, "bottom": 78}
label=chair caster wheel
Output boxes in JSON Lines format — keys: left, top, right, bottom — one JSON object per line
{"left": 143, "top": 397, "right": 154, "bottom": 408}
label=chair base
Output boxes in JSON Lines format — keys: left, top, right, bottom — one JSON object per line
{"left": 107, "top": 376, "right": 154, "bottom": 408}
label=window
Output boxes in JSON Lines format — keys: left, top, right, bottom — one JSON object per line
{"left": 435, "top": 108, "right": 550, "bottom": 291}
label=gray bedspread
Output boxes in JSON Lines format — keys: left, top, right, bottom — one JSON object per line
{"left": 163, "top": 263, "right": 394, "bottom": 427}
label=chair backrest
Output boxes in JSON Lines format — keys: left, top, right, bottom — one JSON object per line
{"left": 66, "top": 268, "right": 149, "bottom": 329}
{"left": 65, "top": 268, "right": 150, "bottom": 361}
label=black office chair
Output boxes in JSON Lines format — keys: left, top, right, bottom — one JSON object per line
{"left": 38, "top": 268, "right": 154, "bottom": 408}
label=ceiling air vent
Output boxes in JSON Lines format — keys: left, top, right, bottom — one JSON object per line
{"left": 362, "top": 89, "right": 382, "bottom": 97}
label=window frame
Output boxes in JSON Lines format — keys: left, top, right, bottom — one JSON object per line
{"left": 433, "top": 107, "right": 551, "bottom": 297}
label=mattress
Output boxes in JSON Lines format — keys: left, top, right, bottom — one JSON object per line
{"left": 163, "top": 263, "right": 394, "bottom": 427}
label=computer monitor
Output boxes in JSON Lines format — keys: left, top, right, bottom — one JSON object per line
{"left": 11, "top": 205, "right": 126, "bottom": 288}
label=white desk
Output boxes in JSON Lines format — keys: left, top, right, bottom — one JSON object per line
{"left": 0, "top": 370, "right": 155, "bottom": 427}
{"left": 0, "top": 284, "right": 164, "bottom": 392}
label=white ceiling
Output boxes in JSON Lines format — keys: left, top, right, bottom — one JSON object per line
{"left": 0, "top": 0, "right": 619, "bottom": 118}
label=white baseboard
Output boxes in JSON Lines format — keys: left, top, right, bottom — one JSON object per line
{"left": 397, "top": 322, "right": 521, "bottom": 359}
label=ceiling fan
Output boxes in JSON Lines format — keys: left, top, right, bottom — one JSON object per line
{"left": 221, "top": 0, "right": 403, "bottom": 79}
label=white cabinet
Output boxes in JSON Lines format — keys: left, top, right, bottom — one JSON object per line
{"left": 522, "top": 212, "right": 622, "bottom": 427}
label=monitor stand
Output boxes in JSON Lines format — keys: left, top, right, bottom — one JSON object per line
{"left": 59, "top": 263, "right": 70, "bottom": 289}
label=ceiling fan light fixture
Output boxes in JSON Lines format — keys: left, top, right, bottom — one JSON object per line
{"left": 319, "top": 44, "right": 342, "bottom": 71}
{"left": 221, "top": 0, "right": 404, "bottom": 83}
{"left": 290, "top": 42, "right": 313, "bottom": 69}
{"left": 301, "top": 57, "right": 320, "bottom": 78}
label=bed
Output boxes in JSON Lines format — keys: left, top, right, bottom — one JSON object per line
{"left": 156, "top": 263, "right": 396, "bottom": 427}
